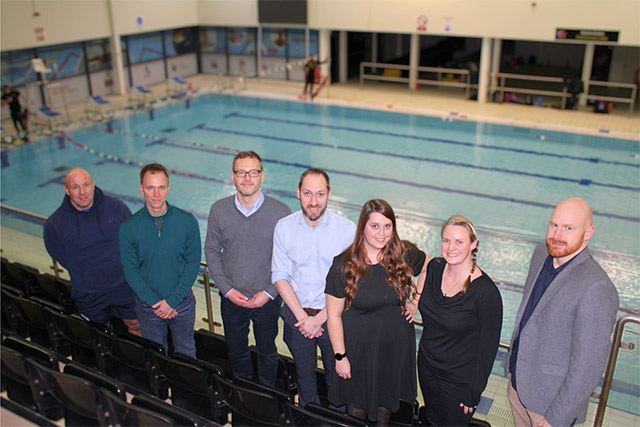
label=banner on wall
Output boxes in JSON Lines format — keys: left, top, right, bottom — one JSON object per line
{"left": 288, "top": 30, "right": 317, "bottom": 58}
{"left": 126, "top": 33, "right": 164, "bottom": 64}
{"left": 200, "top": 28, "right": 227, "bottom": 53}
{"left": 38, "top": 44, "right": 85, "bottom": 79}
{"left": 262, "top": 29, "right": 287, "bottom": 56}
{"left": 555, "top": 29, "right": 619, "bottom": 42}
{"left": 164, "top": 29, "right": 198, "bottom": 57}
{"left": 1, "top": 50, "right": 39, "bottom": 86}
{"left": 227, "top": 28, "right": 256, "bottom": 55}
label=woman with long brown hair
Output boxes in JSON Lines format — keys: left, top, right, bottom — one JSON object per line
{"left": 325, "top": 199, "right": 427, "bottom": 425}
{"left": 417, "top": 215, "right": 502, "bottom": 426}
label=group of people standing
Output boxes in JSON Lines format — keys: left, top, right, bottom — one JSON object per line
{"left": 44, "top": 151, "right": 619, "bottom": 427}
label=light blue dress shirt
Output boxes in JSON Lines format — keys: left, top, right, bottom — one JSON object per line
{"left": 234, "top": 191, "right": 264, "bottom": 217}
{"left": 271, "top": 210, "right": 356, "bottom": 309}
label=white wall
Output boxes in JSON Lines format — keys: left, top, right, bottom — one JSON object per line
{"left": 110, "top": 0, "right": 199, "bottom": 36}
{"left": 1, "top": 0, "right": 200, "bottom": 51}
{"left": 308, "top": 0, "right": 640, "bottom": 46}
{"left": 2, "top": 0, "right": 638, "bottom": 54}
{"left": 1, "top": 0, "right": 112, "bottom": 50}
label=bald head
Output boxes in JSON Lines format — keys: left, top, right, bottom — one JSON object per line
{"left": 554, "top": 197, "right": 593, "bottom": 227}
{"left": 546, "top": 197, "right": 595, "bottom": 266}
{"left": 65, "top": 168, "right": 91, "bottom": 186}
{"left": 64, "top": 168, "right": 95, "bottom": 211}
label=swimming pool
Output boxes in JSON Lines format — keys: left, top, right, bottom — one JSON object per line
{"left": 1, "top": 92, "right": 638, "bottom": 413}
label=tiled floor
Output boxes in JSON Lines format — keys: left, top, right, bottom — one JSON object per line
{"left": 2, "top": 76, "right": 639, "bottom": 426}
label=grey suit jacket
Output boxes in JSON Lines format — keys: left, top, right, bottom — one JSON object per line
{"left": 507, "top": 244, "right": 618, "bottom": 426}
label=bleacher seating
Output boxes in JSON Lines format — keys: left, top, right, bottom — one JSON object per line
{"left": 1, "top": 260, "right": 494, "bottom": 427}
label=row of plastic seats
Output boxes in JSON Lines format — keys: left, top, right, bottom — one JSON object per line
{"left": 1, "top": 331, "right": 365, "bottom": 426}
{"left": 1, "top": 260, "right": 487, "bottom": 426}
{"left": 1, "top": 257, "right": 76, "bottom": 313}
{"left": 1, "top": 333, "right": 220, "bottom": 426}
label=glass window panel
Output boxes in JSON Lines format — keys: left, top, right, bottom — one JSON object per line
{"left": 85, "top": 39, "right": 111, "bottom": 73}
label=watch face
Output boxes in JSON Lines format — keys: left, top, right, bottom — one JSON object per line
{"left": 335, "top": 353, "right": 346, "bottom": 361}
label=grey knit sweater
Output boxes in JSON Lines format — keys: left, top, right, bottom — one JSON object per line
{"left": 204, "top": 194, "right": 291, "bottom": 298}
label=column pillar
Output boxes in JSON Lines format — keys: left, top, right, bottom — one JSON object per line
{"left": 319, "top": 29, "right": 331, "bottom": 78}
{"left": 490, "top": 38, "right": 502, "bottom": 96}
{"left": 409, "top": 33, "right": 419, "bottom": 90}
{"left": 107, "top": 0, "right": 125, "bottom": 94}
{"left": 477, "top": 37, "right": 493, "bottom": 103}
{"left": 339, "top": 31, "right": 348, "bottom": 83}
{"left": 580, "top": 43, "right": 595, "bottom": 107}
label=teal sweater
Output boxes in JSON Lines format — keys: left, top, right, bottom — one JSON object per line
{"left": 119, "top": 203, "right": 201, "bottom": 308}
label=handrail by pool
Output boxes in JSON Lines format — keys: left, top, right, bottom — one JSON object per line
{"left": 594, "top": 314, "right": 639, "bottom": 426}
{"left": 360, "top": 61, "right": 472, "bottom": 97}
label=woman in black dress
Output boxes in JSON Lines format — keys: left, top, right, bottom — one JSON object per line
{"left": 417, "top": 215, "right": 503, "bottom": 426}
{"left": 325, "top": 199, "right": 427, "bottom": 425}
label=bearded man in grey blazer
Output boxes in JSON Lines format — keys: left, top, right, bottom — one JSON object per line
{"left": 506, "top": 197, "right": 619, "bottom": 427}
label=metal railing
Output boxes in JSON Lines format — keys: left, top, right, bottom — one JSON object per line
{"left": 494, "top": 72, "right": 570, "bottom": 109}
{"left": 586, "top": 81, "right": 637, "bottom": 114}
{"left": 1, "top": 202, "right": 636, "bottom": 424}
{"left": 594, "top": 315, "right": 639, "bottom": 426}
{"left": 360, "top": 61, "right": 472, "bottom": 97}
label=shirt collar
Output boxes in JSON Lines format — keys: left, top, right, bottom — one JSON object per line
{"left": 297, "top": 209, "right": 331, "bottom": 229}
{"left": 545, "top": 247, "right": 584, "bottom": 275}
{"left": 235, "top": 191, "right": 264, "bottom": 217}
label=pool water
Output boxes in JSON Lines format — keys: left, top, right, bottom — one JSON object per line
{"left": 2, "top": 93, "right": 638, "bottom": 414}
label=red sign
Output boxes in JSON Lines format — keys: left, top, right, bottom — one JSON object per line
{"left": 417, "top": 15, "right": 428, "bottom": 32}
{"left": 34, "top": 26, "right": 45, "bottom": 43}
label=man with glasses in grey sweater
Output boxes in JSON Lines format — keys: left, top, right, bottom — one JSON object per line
{"left": 205, "top": 151, "right": 291, "bottom": 386}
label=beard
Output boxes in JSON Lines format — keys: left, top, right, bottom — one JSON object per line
{"left": 546, "top": 237, "right": 583, "bottom": 258}
{"left": 301, "top": 203, "right": 327, "bottom": 222}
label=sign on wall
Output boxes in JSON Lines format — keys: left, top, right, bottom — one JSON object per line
{"left": 555, "top": 29, "right": 619, "bottom": 42}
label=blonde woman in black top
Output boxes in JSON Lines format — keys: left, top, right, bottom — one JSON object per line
{"left": 416, "top": 215, "right": 502, "bottom": 426}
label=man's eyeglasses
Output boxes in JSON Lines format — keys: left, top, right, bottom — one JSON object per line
{"left": 233, "top": 169, "right": 262, "bottom": 178}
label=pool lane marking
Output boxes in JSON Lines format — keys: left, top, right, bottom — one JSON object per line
{"left": 72, "top": 133, "right": 640, "bottom": 224}
{"left": 224, "top": 113, "right": 640, "bottom": 169}
{"left": 145, "top": 125, "right": 638, "bottom": 192}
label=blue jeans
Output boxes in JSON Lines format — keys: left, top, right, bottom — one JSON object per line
{"left": 135, "top": 291, "right": 196, "bottom": 357}
{"left": 221, "top": 294, "right": 281, "bottom": 386}
{"left": 281, "top": 304, "right": 334, "bottom": 408}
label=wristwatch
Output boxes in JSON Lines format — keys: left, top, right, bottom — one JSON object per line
{"left": 334, "top": 352, "right": 347, "bottom": 361}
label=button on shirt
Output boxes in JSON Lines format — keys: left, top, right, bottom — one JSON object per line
{"left": 271, "top": 210, "right": 356, "bottom": 309}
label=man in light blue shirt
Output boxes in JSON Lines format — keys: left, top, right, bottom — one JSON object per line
{"left": 272, "top": 168, "right": 356, "bottom": 407}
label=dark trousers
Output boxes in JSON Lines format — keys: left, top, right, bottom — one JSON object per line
{"left": 220, "top": 294, "right": 281, "bottom": 387}
{"left": 10, "top": 111, "right": 26, "bottom": 133}
{"left": 418, "top": 353, "right": 474, "bottom": 427}
{"left": 281, "top": 304, "right": 334, "bottom": 408}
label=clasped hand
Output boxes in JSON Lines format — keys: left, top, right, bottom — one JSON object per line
{"left": 295, "top": 315, "right": 324, "bottom": 339}
{"left": 152, "top": 299, "right": 177, "bottom": 319}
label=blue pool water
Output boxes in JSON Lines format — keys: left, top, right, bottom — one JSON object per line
{"left": 2, "top": 93, "right": 638, "bottom": 413}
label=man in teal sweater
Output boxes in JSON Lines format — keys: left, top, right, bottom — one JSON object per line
{"left": 119, "top": 163, "right": 201, "bottom": 356}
